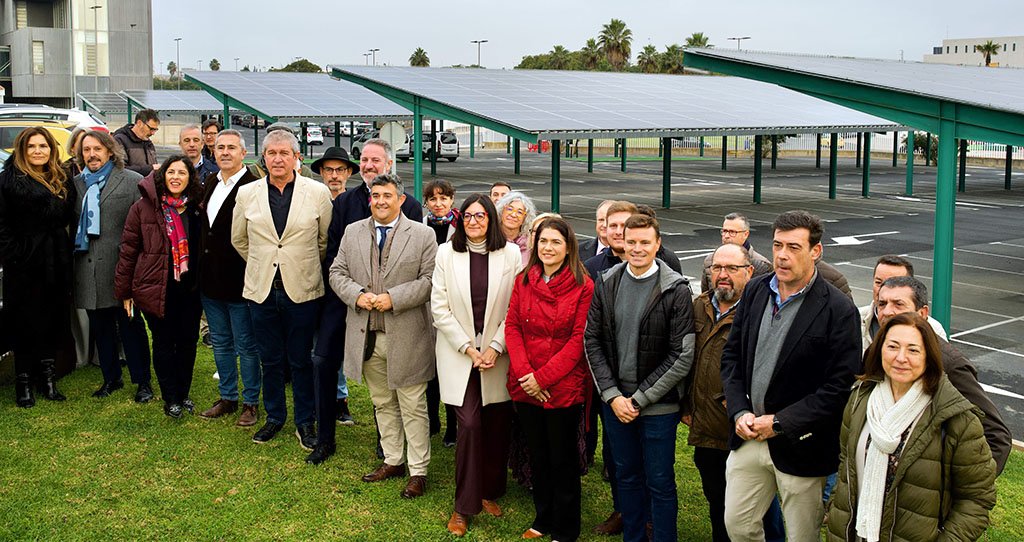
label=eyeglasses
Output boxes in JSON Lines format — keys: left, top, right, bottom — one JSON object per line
{"left": 709, "top": 264, "right": 752, "bottom": 274}
{"left": 203, "top": 131, "right": 218, "bottom": 137}
{"left": 145, "top": 123, "right": 160, "bottom": 132}
{"left": 320, "top": 166, "right": 350, "bottom": 175}
{"left": 504, "top": 207, "right": 527, "bottom": 218}
{"left": 721, "top": 229, "right": 748, "bottom": 236}
{"left": 463, "top": 211, "right": 488, "bottom": 223}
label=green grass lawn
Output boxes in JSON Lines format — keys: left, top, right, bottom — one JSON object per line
{"left": 1, "top": 348, "right": 1021, "bottom": 541}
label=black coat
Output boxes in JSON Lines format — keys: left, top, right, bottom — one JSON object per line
{"left": 583, "top": 244, "right": 681, "bottom": 280}
{"left": 720, "top": 273, "right": 861, "bottom": 477}
{"left": 112, "top": 124, "right": 157, "bottom": 177}
{"left": 198, "top": 169, "right": 258, "bottom": 302}
{"left": 314, "top": 180, "right": 423, "bottom": 360}
{"left": 578, "top": 237, "right": 599, "bottom": 261}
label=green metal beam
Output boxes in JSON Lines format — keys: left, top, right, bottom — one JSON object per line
{"left": 958, "top": 139, "right": 967, "bottom": 192}
{"left": 620, "top": 138, "right": 627, "bottom": 172}
{"left": 125, "top": 96, "right": 137, "bottom": 123}
{"left": 300, "top": 121, "right": 308, "bottom": 156}
{"left": 855, "top": 132, "right": 862, "bottom": 168}
{"left": 815, "top": 133, "right": 822, "bottom": 168}
{"left": 514, "top": 138, "right": 520, "bottom": 175}
{"left": 721, "top": 136, "right": 727, "bottom": 170}
{"left": 469, "top": 125, "right": 475, "bottom": 158}
{"left": 551, "top": 140, "right": 561, "bottom": 213}
{"left": 587, "top": 139, "right": 594, "bottom": 173}
{"left": 334, "top": 121, "right": 341, "bottom": 148}
{"left": 183, "top": 73, "right": 278, "bottom": 124}
{"left": 905, "top": 129, "right": 915, "bottom": 195}
{"left": 932, "top": 107, "right": 958, "bottom": 332}
{"left": 770, "top": 134, "right": 777, "bottom": 169}
{"left": 829, "top": 132, "right": 838, "bottom": 200}
{"left": 892, "top": 131, "right": 898, "bottom": 167}
{"left": 699, "top": 136, "right": 704, "bottom": 157}
{"left": 1006, "top": 145, "right": 1013, "bottom": 190}
{"left": 349, "top": 122, "right": 355, "bottom": 150}
{"left": 753, "top": 135, "right": 763, "bottom": 204}
{"left": 430, "top": 119, "right": 437, "bottom": 176}
{"left": 413, "top": 98, "right": 423, "bottom": 199}
{"left": 662, "top": 137, "right": 672, "bottom": 208}
{"left": 862, "top": 132, "right": 871, "bottom": 197}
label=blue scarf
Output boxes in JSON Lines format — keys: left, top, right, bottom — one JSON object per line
{"left": 74, "top": 161, "right": 114, "bottom": 253}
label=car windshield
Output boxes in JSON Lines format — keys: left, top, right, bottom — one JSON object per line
{"left": 440, "top": 133, "right": 457, "bottom": 144}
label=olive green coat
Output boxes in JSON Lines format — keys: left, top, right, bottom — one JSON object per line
{"left": 826, "top": 376, "right": 996, "bottom": 542}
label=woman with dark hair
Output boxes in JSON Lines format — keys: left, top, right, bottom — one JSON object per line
{"left": 422, "top": 178, "right": 459, "bottom": 447}
{"left": 62, "top": 126, "right": 88, "bottom": 179}
{"left": 0, "top": 127, "right": 76, "bottom": 407}
{"left": 431, "top": 193, "right": 522, "bottom": 537}
{"left": 826, "top": 312, "right": 996, "bottom": 542}
{"left": 505, "top": 216, "right": 594, "bottom": 542}
{"left": 115, "top": 154, "right": 204, "bottom": 418}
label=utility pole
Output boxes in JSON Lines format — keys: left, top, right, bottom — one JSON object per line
{"left": 90, "top": 2, "right": 102, "bottom": 91}
{"left": 470, "top": 39, "right": 488, "bottom": 67}
{"left": 174, "top": 37, "right": 182, "bottom": 90}
{"left": 727, "top": 36, "right": 751, "bottom": 50}
{"left": 369, "top": 48, "right": 380, "bottom": 66}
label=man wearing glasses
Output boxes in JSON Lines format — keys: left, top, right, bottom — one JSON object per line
{"left": 701, "top": 213, "right": 772, "bottom": 294}
{"left": 200, "top": 120, "right": 222, "bottom": 166}
{"left": 112, "top": 108, "right": 161, "bottom": 176}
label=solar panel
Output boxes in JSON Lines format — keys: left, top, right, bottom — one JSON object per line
{"left": 328, "top": 65, "right": 901, "bottom": 138}
{"left": 685, "top": 49, "right": 1024, "bottom": 116}
{"left": 77, "top": 92, "right": 127, "bottom": 115}
{"left": 119, "top": 90, "right": 237, "bottom": 114}
{"left": 185, "top": 71, "right": 410, "bottom": 122}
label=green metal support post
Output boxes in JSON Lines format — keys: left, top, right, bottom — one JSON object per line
{"left": 300, "top": 122, "right": 308, "bottom": 157}
{"left": 699, "top": 136, "right": 704, "bottom": 157}
{"left": 413, "top": 99, "right": 423, "bottom": 199}
{"left": 430, "top": 120, "right": 437, "bottom": 176}
{"left": 349, "top": 122, "right": 354, "bottom": 150}
{"left": 829, "top": 132, "right": 838, "bottom": 200}
{"left": 862, "top": 132, "right": 871, "bottom": 197}
{"left": 892, "top": 131, "right": 898, "bottom": 167}
{"left": 254, "top": 125, "right": 260, "bottom": 155}
{"left": 662, "top": 137, "right": 672, "bottom": 208}
{"left": 333, "top": 121, "right": 341, "bottom": 148}
{"left": 721, "top": 136, "right": 727, "bottom": 170}
{"left": 514, "top": 138, "right": 521, "bottom": 175}
{"left": 223, "top": 103, "right": 231, "bottom": 129}
{"left": 1006, "top": 145, "right": 1013, "bottom": 190}
{"left": 614, "top": 139, "right": 618, "bottom": 158}
{"left": 924, "top": 133, "right": 931, "bottom": 167}
{"left": 958, "top": 139, "right": 967, "bottom": 192}
{"left": 815, "top": 134, "right": 822, "bottom": 168}
{"left": 469, "top": 125, "right": 475, "bottom": 158}
{"left": 506, "top": 136, "right": 510, "bottom": 154}
{"left": 855, "top": 132, "right": 862, "bottom": 168}
{"left": 620, "top": 138, "right": 627, "bottom": 173}
{"left": 753, "top": 136, "right": 763, "bottom": 204}
{"left": 905, "top": 130, "right": 915, "bottom": 195}
{"left": 126, "top": 101, "right": 133, "bottom": 124}
{"left": 658, "top": 138, "right": 663, "bottom": 158}
{"left": 770, "top": 135, "right": 777, "bottom": 170}
{"left": 587, "top": 139, "right": 594, "bottom": 173}
{"left": 538, "top": 139, "right": 542, "bottom": 154}
{"left": 932, "top": 111, "right": 958, "bottom": 332}
{"left": 551, "top": 140, "right": 561, "bottom": 213}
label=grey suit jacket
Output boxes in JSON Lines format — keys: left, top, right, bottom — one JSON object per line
{"left": 72, "top": 166, "right": 143, "bottom": 310}
{"left": 329, "top": 214, "right": 438, "bottom": 389}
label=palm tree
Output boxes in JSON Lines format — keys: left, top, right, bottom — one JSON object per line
{"left": 637, "top": 45, "right": 659, "bottom": 73}
{"left": 549, "top": 45, "right": 571, "bottom": 70}
{"left": 209, "top": 58, "right": 221, "bottom": 71}
{"left": 581, "top": 38, "right": 602, "bottom": 71}
{"left": 662, "top": 44, "right": 685, "bottom": 74}
{"left": 598, "top": 18, "right": 633, "bottom": 71}
{"left": 977, "top": 40, "right": 1000, "bottom": 66}
{"left": 167, "top": 61, "right": 178, "bottom": 80}
{"left": 409, "top": 48, "right": 430, "bottom": 67}
{"left": 685, "top": 32, "right": 711, "bottom": 48}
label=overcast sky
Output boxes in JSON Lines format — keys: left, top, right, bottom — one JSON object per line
{"left": 153, "top": 0, "right": 1022, "bottom": 73}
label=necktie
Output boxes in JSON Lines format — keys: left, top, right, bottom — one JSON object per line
{"left": 377, "top": 226, "right": 391, "bottom": 262}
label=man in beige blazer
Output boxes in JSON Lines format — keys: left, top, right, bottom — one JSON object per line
{"left": 329, "top": 174, "right": 437, "bottom": 498}
{"left": 231, "top": 129, "right": 333, "bottom": 450}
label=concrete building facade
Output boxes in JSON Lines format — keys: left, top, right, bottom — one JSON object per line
{"left": 0, "top": 0, "right": 152, "bottom": 107}
{"left": 923, "top": 36, "right": 1024, "bottom": 68}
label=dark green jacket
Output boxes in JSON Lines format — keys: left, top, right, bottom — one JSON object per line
{"left": 826, "top": 376, "right": 996, "bottom": 542}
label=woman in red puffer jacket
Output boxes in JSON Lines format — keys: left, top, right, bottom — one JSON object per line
{"left": 505, "top": 216, "right": 594, "bottom": 542}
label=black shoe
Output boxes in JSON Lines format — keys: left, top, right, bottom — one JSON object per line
{"left": 15, "top": 373, "right": 35, "bottom": 408}
{"left": 36, "top": 359, "right": 66, "bottom": 401}
{"left": 336, "top": 399, "right": 354, "bottom": 426}
{"left": 296, "top": 423, "right": 318, "bottom": 451}
{"left": 93, "top": 380, "right": 124, "bottom": 398}
{"left": 201, "top": 332, "right": 212, "bottom": 347}
{"left": 134, "top": 383, "right": 155, "bottom": 404}
{"left": 252, "top": 421, "right": 283, "bottom": 443}
{"left": 443, "top": 429, "right": 457, "bottom": 448}
{"left": 182, "top": 398, "right": 195, "bottom": 414}
{"left": 306, "top": 443, "right": 336, "bottom": 465}
{"left": 164, "top": 403, "right": 184, "bottom": 419}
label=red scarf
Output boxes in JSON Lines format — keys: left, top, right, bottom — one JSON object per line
{"left": 160, "top": 195, "right": 190, "bottom": 281}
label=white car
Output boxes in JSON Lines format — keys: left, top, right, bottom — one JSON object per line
{"left": 306, "top": 125, "right": 323, "bottom": 146}
{"left": 351, "top": 129, "right": 410, "bottom": 161}
{"left": 0, "top": 106, "right": 108, "bottom": 132}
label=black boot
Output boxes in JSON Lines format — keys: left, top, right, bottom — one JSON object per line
{"left": 15, "top": 373, "right": 35, "bottom": 408}
{"left": 36, "top": 359, "right": 66, "bottom": 401}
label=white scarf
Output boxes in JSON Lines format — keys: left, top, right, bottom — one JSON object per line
{"left": 467, "top": 239, "right": 488, "bottom": 255}
{"left": 856, "top": 377, "right": 931, "bottom": 542}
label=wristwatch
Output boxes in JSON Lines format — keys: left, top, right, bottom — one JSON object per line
{"left": 772, "top": 417, "right": 784, "bottom": 436}
{"left": 631, "top": 398, "right": 642, "bottom": 411}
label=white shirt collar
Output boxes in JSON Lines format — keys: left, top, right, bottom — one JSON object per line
{"left": 626, "top": 260, "right": 659, "bottom": 280}
{"left": 217, "top": 167, "right": 246, "bottom": 185}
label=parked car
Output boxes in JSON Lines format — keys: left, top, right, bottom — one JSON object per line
{"left": 306, "top": 125, "right": 324, "bottom": 146}
{"left": 414, "top": 130, "right": 460, "bottom": 162}
{"left": 0, "top": 106, "right": 107, "bottom": 132}
{"left": 0, "top": 120, "right": 75, "bottom": 160}
{"left": 351, "top": 129, "right": 410, "bottom": 161}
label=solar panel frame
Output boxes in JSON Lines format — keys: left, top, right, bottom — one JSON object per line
{"left": 119, "top": 90, "right": 239, "bottom": 115}
{"left": 77, "top": 92, "right": 128, "bottom": 115}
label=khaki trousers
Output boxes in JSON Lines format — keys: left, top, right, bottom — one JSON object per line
{"left": 724, "top": 439, "right": 825, "bottom": 542}
{"left": 363, "top": 332, "right": 431, "bottom": 476}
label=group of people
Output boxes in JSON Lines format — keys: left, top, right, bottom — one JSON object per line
{"left": 0, "top": 109, "right": 1011, "bottom": 542}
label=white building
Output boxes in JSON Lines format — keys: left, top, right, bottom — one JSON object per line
{"left": 923, "top": 36, "right": 1024, "bottom": 68}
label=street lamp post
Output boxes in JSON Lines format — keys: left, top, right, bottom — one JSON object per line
{"left": 197, "top": 59, "right": 202, "bottom": 71}
{"left": 727, "top": 36, "right": 751, "bottom": 50}
{"left": 174, "top": 37, "right": 182, "bottom": 90}
{"left": 363, "top": 53, "right": 371, "bottom": 65}
{"left": 234, "top": 57, "right": 240, "bottom": 71}
{"left": 470, "top": 39, "right": 488, "bottom": 67}
{"left": 89, "top": 3, "right": 102, "bottom": 91}
{"left": 369, "top": 48, "right": 380, "bottom": 66}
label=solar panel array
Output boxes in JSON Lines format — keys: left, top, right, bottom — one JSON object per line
{"left": 185, "top": 71, "right": 410, "bottom": 121}
{"left": 685, "top": 49, "right": 1024, "bottom": 115}
{"left": 329, "top": 65, "right": 900, "bottom": 138}
{"left": 77, "top": 92, "right": 127, "bottom": 115}
{"left": 120, "top": 90, "right": 238, "bottom": 114}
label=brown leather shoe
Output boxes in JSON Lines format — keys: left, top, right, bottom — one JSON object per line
{"left": 481, "top": 499, "right": 502, "bottom": 517}
{"left": 199, "top": 399, "right": 238, "bottom": 419}
{"left": 361, "top": 462, "right": 406, "bottom": 483}
{"left": 447, "top": 511, "right": 468, "bottom": 537}
{"left": 593, "top": 511, "right": 623, "bottom": 535}
{"left": 236, "top": 404, "right": 258, "bottom": 427}
{"left": 400, "top": 475, "right": 427, "bottom": 498}
{"left": 522, "top": 528, "right": 544, "bottom": 539}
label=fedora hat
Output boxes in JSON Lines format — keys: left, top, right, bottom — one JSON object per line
{"left": 311, "top": 146, "right": 359, "bottom": 174}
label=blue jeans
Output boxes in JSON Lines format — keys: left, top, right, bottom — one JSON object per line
{"left": 203, "top": 295, "right": 261, "bottom": 406}
{"left": 337, "top": 367, "right": 349, "bottom": 399}
{"left": 249, "top": 289, "right": 319, "bottom": 427}
{"left": 822, "top": 472, "right": 838, "bottom": 507}
{"left": 602, "top": 404, "right": 678, "bottom": 542}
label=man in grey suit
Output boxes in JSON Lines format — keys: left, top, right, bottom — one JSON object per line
{"left": 72, "top": 130, "right": 153, "bottom": 402}
{"left": 328, "top": 174, "right": 438, "bottom": 497}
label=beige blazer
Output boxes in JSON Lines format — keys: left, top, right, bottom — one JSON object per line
{"left": 329, "top": 215, "right": 438, "bottom": 389}
{"left": 231, "top": 175, "right": 333, "bottom": 304}
{"left": 431, "top": 242, "right": 523, "bottom": 407}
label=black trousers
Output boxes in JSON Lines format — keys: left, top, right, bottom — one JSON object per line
{"left": 88, "top": 306, "right": 151, "bottom": 386}
{"left": 312, "top": 353, "right": 340, "bottom": 445}
{"left": 427, "top": 375, "right": 458, "bottom": 435}
{"left": 693, "top": 446, "right": 731, "bottom": 542}
{"left": 144, "top": 289, "right": 202, "bottom": 405}
{"left": 517, "top": 402, "right": 583, "bottom": 542}
{"left": 7, "top": 269, "right": 68, "bottom": 375}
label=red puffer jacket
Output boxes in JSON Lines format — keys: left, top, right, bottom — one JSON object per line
{"left": 506, "top": 264, "right": 594, "bottom": 408}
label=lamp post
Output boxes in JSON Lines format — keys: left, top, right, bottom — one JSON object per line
{"left": 363, "top": 53, "right": 371, "bottom": 65}
{"left": 174, "top": 37, "right": 182, "bottom": 90}
{"left": 369, "top": 48, "right": 380, "bottom": 66}
{"left": 197, "top": 59, "right": 202, "bottom": 71}
{"left": 727, "top": 36, "right": 751, "bottom": 50}
{"left": 234, "top": 57, "right": 240, "bottom": 71}
{"left": 89, "top": 2, "right": 102, "bottom": 91}
{"left": 470, "top": 39, "right": 488, "bottom": 67}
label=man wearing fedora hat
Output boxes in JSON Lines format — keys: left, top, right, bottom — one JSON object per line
{"left": 312, "top": 146, "right": 359, "bottom": 201}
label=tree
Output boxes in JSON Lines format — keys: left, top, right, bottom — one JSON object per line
{"left": 167, "top": 61, "right": 177, "bottom": 80}
{"left": 209, "top": 58, "right": 220, "bottom": 71}
{"left": 409, "top": 48, "right": 430, "bottom": 67}
{"left": 549, "top": 45, "right": 571, "bottom": 70}
{"left": 977, "top": 40, "right": 1000, "bottom": 66}
{"left": 241, "top": 65, "right": 251, "bottom": 72}
{"left": 661, "top": 44, "right": 685, "bottom": 74}
{"left": 272, "top": 58, "right": 322, "bottom": 73}
{"left": 581, "top": 38, "right": 602, "bottom": 70}
{"left": 685, "top": 32, "right": 711, "bottom": 48}
{"left": 637, "top": 45, "right": 659, "bottom": 73}
{"left": 598, "top": 18, "right": 633, "bottom": 71}
{"left": 760, "top": 134, "right": 793, "bottom": 157}
{"left": 904, "top": 132, "right": 938, "bottom": 163}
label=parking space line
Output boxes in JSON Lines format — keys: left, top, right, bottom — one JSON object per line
{"left": 992, "top": 241, "right": 1024, "bottom": 249}
{"left": 951, "top": 315, "right": 1024, "bottom": 339}
{"left": 954, "top": 248, "right": 1024, "bottom": 261}
{"left": 952, "top": 338, "right": 1024, "bottom": 360}
{"left": 839, "top": 262, "right": 1024, "bottom": 306}
{"left": 905, "top": 255, "right": 1024, "bottom": 276}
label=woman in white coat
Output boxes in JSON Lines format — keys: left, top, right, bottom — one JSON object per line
{"left": 432, "top": 193, "right": 523, "bottom": 537}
